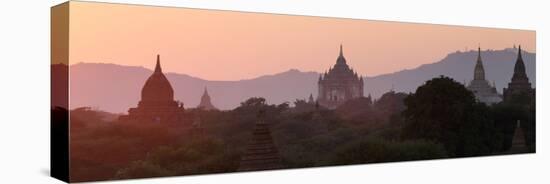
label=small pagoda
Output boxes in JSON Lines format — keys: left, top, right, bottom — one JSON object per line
{"left": 238, "top": 110, "right": 283, "bottom": 171}
{"left": 508, "top": 120, "right": 529, "bottom": 153}
{"left": 197, "top": 87, "right": 218, "bottom": 110}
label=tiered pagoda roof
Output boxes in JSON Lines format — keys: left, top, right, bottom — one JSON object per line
{"left": 238, "top": 111, "right": 283, "bottom": 171}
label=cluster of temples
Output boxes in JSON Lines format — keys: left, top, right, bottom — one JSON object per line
{"left": 120, "top": 45, "right": 534, "bottom": 123}
{"left": 118, "top": 55, "right": 219, "bottom": 124}
{"left": 466, "top": 45, "right": 534, "bottom": 106}
{"left": 116, "top": 53, "right": 283, "bottom": 171}
{"left": 467, "top": 45, "right": 534, "bottom": 153}
{"left": 115, "top": 43, "right": 534, "bottom": 170}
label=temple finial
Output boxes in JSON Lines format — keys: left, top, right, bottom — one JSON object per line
{"left": 203, "top": 86, "right": 209, "bottom": 96}
{"left": 518, "top": 45, "right": 523, "bottom": 59}
{"left": 477, "top": 46, "right": 482, "bottom": 62}
{"left": 339, "top": 44, "right": 343, "bottom": 56}
{"left": 154, "top": 54, "right": 162, "bottom": 73}
{"left": 336, "top": 43, "right": 347, "bottom": 64}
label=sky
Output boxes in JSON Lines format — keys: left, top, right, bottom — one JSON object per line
{"left": 67, "top": 1, "right": 535, "bottom": 81}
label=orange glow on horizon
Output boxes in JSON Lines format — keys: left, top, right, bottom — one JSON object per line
{"left": 68, "top": 1, "right": 535, "bottom": 81}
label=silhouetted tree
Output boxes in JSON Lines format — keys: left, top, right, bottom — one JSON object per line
{"left": 401, "top": 76, "right": 499, "bottom": 157}
{"left": 277, "top": 102, "right": 290, "bottom": 112}
{"left": 239, "top": 97, "right": 267, "bottom": 108}
{"left": 234, "top": 97, "right": 269, "bottom": 119}
{"left": 490, "top": 103, "right": 524, "bottom": 151}
{"left": 491, "top": 97, "right": 535, "bottom": 152}
{"left": 505, "top": 91, "right": 534, "bottom": 107}
{"left": 500, "top": 87, "right": 535, "bottom": 152}
{"left": 328, "top": 138, "right": 447, "bottom": 165}
{"left": 375, "top": 91, "right": 408, "bottom": 124}
{"left": 292, "top": 99, "right": 315, "bottom": 113}
{"left": 335, "top": 97, "right": 375, "bottom": 123}
{"left": 234, "top": 97, "right": 286, "bottom": 124}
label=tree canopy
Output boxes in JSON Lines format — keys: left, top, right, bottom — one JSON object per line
{"left": 401, "top": 76, "right": 500, "bottom": 157}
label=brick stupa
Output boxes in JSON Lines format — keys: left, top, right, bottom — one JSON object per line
{"left": 238, "top": 111, "right": 283, "bottom": 171}
{"left": 119, "top": 55, "right": 185, "bottom": 123}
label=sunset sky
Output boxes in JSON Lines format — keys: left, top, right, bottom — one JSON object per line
{"left": 67, "top": 1, "right": 535, "bottom": 81}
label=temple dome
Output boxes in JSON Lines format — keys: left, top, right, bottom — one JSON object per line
{"left": 118, "top": 54, "right": 184, "bottom": 124}
{"left": 140, "top": 55, "right": 174, "bottom": 103}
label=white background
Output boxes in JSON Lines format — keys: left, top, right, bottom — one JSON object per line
{"left": 0, "top": 0, "right": 548, "bottom": 183}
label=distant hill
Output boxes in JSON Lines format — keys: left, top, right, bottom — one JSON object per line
{"left": 68, "top": 48, "right": 535, "bottom": 113}
{"left": 364, "top": 48, "right": 536, "bottom": 98}
{"left": 69, "top": 64, "right": 319, "bottom": 112}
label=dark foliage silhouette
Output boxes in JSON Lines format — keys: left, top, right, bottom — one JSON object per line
{"left": 402, "top": 76, "right": 501, "bottom": 157}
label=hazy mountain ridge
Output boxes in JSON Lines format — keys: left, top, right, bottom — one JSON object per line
{"left": 365, "top": 49, "right": 536, "bottom": 98}
{"left": 68, "top": 48, "right": 535, "bottom": 113}
{"left": 69, "top": 63, "right": 320, "bottom": 112}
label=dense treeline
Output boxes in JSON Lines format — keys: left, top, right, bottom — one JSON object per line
{"left": 67, "top": 76, "right": 534, "bottom": 182}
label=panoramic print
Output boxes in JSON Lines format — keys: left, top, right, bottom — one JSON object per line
{"left": 51, "top": 1, "right": 536, "bottom": 182}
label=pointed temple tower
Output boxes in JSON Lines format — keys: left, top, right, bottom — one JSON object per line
{"left": 119, "top": 55, "right": 185, "bottom": 123}
{"left": 503, "top": 46, "right": 535, "bottom": 103}
{"left": 508, "top": 120, "right": 528, "bottom": 153}
{"left": 308, "top": 93, "right": 315, "bottom": 104}
{"left": 238, "top": 110, "right": 283, "bottom": 171}
{"left": 197, "top": 87, "right": 218, "bottom": 110}
{"left": 466, "top": 47, "right": 502, "bottom": 104}
{"left": 317, "top": 44, "right": 364, "bottom": 109}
